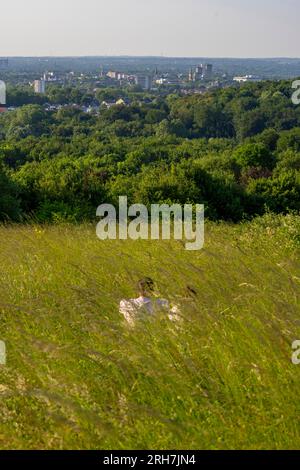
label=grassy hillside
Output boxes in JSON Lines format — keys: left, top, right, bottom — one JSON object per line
{"left": 0, "top": 214, "right": 300, "bottom": 449}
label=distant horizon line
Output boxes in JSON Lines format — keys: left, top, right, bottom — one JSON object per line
{"left": 1, "top": 55, "right": 300, "bottom": 60}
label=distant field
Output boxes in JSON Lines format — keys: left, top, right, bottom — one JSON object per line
{"left": 0, "top": 214, "right": 300, "bottom": 450}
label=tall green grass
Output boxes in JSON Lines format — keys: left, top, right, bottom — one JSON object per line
{"left": 0, "top": 214, "right": 300, "bottom": 449}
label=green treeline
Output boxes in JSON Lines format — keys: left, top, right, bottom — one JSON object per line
{"left": 0, "top": 80, "right": 299, "bottom": 222}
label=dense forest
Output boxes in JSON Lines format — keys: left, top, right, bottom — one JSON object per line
{"left": 0, "top": 80, "right": 300, "bottom": 222}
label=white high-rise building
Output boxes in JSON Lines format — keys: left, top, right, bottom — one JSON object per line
{"left": 135, "top": 74, "right": 152, "bottom": 90}
{"left": 34, "top": 79, "right": 46, "bottom": 94}
{"left": 202, "top": 64, "right": 213, "bottom": 79}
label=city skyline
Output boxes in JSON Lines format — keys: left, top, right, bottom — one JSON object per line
{"left": 0, "top": 0, "right": 300, "bottom": 58}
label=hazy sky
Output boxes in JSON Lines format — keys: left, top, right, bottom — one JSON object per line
{"left": 1, "top": 0, "right": 299, "bottom": 57}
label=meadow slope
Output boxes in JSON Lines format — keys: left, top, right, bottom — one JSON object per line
{"left": 0, "top": 214, "right": 300, "bottom": 449}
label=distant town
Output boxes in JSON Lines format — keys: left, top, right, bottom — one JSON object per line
{"left": 30, "top": 63, "right": 262, "bottom": 97}
{"left": 1, "top": 56, "right": 300, "bottom": 114}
